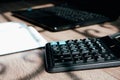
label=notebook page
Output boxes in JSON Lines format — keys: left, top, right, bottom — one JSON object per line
{"left": 0, "top": 22, "right": 47, "bottom": 55}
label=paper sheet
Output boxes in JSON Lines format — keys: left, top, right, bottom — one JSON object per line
{"left": 0, "top": 22, "right": 47, "bottom": 55}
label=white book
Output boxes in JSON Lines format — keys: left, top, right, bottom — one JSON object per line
{"left": 0, "top": 22, "right": 47, "bottom": 55}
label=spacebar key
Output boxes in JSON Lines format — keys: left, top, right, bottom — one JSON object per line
{"left": 54, "top": 61, "right": 74, "bottom": 66}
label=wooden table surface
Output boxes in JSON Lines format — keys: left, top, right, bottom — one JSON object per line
{"left": 0, "top": 1, "right": 120, "bottom": 80}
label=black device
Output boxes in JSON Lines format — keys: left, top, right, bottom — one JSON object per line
{"left": 12, "top": 6, "right": 113, "bottom": 32}
{"left": 11, "top": 0, "right": 119, "bottom": 32}
{"left": 44, "top": 33, "right": 120, "bottom": 73}
{"left": 0, "top": 0, "right": 18, "bottom": 2}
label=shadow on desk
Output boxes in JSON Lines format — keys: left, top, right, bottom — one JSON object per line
{"left": 18, "top": 50, "right": 44, "bottom": 80}
{"left": 0, "top": 49, "right": 83, "bottom": 80}
{"left": 0, "top": 49, "right": 45, "bottom": 80}
{"left": 72, "top": 18, "right": 120, "bottom": 38}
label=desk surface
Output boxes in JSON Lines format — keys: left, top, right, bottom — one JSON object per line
{"left": 0, "top": 1, "right": 120, "bottom": 80}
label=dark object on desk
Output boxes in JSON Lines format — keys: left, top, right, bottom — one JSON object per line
{"left": 12, "top": 5, "right": 116, "bottom": 32}
{"left": 0, "top": 0, "right": 17, "bottom": 2}
{"left": 44, "top": 33, "right": 120, "bottom": 73}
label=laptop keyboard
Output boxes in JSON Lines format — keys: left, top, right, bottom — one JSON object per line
{"left": 40, "top": 6, "right": 109, "bottom": 22}
{"left": 12, "top": 6, "right": 113, "bottom": 31}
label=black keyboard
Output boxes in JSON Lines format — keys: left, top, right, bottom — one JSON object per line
{"left": 40, "top": 6, "right": 110, "bottom": 23}
{"left": 12, "top": 6, "right": 114, "bottom": 32}
{"left": 44, "top": 33, "right": 120, "bottom": 73}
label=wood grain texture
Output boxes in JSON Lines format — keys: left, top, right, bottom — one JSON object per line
{"left": 0, "top": 1, "right": 120, "bottom": 80}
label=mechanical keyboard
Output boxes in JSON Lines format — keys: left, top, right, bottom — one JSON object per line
{"left": 44, "top": 33, "right": 120, "bottom": 73}
{"left": 12, "top": 6, "right": 114, "bottom": 32}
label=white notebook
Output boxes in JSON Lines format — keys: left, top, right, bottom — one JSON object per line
{"left": 0, "top": 22, "right": 47, "bottom": 55}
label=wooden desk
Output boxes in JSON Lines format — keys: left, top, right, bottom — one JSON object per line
{"left": 0, "top": 1, "right": 120, "bottom": 80}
